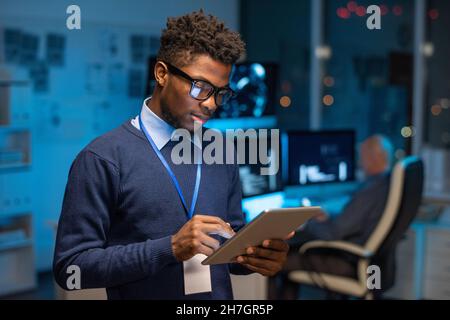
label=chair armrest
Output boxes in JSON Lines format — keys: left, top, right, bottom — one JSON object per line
{"left": 298, "top": 240, "right": 373, "bottom": 258}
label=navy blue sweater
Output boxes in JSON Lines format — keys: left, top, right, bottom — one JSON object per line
{"left": 53, "top": 120, "right": 251, "bottom": 299}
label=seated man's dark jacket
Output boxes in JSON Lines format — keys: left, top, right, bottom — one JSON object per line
{"left": 291, "top": 172, "right": 391, "bottom": 248}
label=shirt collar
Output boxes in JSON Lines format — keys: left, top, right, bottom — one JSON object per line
{"left": 138, "top": 97, "right": 175, "bottom": 150}
{"left": 134, "top": 97, "right": 202, "bottom": 150}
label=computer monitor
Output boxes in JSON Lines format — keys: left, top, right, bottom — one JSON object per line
{"left": 235, "top": 130, "right": 283, "bottom": 198}
{"left": 286, "top": 130, "right": 356, "bottom": 186}
{"left": 241, "top": 191, "right": 284, "bottom": 223}
{"left": 213, "top": 61, "right": 278, "bottom": 119}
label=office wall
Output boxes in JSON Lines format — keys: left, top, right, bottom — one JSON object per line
{"left": 0, "top": 0, "right": 239, "bottom": 271}
{"left": 321, "top": 0, "right": 414, "bottom": 154}
{"left": 0, "top": 0, "right": 239, "bottom": 29}
{"left": 240, "top": 0, "right": 311, "bottom": 130}
{"left": 426, "top": 0, "right": 450, "bottom": 148}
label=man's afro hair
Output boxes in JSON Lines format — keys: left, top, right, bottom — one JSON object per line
{"left": 157, "top": 10, "right": 246, "bottom": 66}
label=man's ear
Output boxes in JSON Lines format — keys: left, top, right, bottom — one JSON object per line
{"left": 154, "top": 61, "right": 168, "bottom": 86}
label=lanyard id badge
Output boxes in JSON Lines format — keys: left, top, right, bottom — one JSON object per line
{"left": 139, "top": 115, "right": 211, "bottom": 295}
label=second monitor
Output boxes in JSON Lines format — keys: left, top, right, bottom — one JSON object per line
{"left": 286, "top": 130, "right": 356, "bottom": 186}
{"left": 237, "top": 130, "right": 283, "bottom": 197}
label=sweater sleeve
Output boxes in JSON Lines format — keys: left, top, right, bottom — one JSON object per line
{"left": 53, "top": 150, "right": 177, "bottom": 290}
{"left": 225, "top": 163, "right": 254, "bottom": 276}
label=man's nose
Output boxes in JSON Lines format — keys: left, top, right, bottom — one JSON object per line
{"left": 200, "top": 95, "right": 218, "bottom": 115}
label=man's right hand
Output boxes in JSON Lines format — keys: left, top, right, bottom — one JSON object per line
{"left": 171, "top": 215, "right": 235, "bottom": 261}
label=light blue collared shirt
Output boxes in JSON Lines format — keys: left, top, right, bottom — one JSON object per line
{"left": 131, "top": 97, "right": 202, "bottom": 150}
{"left": 131, "top": 97, "right": 176, "bottom": 151}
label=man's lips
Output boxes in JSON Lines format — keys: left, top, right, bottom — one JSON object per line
{"left": 191, "top": 114, "right": 209, "bottom": 125}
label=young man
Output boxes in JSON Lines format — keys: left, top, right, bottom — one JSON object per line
{"left": 54, "top": 10, "right": 292, "bottom": 299}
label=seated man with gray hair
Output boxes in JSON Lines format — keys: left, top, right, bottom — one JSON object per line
{"left": 269, "top": 134, "right": 394, "bottom": 299}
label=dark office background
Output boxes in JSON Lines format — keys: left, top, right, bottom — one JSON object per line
{"left": 0, "top": 0, "right": 449, "bottom": 299}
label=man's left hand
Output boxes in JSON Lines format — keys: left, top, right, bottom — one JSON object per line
{"left": 236, "top": 231, "right": 295, "bottom": 277}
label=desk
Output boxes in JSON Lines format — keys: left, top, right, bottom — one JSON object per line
{"left": 423, "top": 191, "right": 450, "bottom": 206}
{"left": 242, "top": 182, "right": 359, "bottom": 222}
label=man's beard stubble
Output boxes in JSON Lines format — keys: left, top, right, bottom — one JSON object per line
{"left": 160, "top": 102, "right": 182, "bottom": 129}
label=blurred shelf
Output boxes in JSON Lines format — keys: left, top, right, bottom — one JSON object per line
{"left": 0, "top": 70, "right": 32, "bottom": 127}
{"left": 0, "top": 80, "right": 28, "bottom": 87}
{"left": 0, "top": 68, "right": 36, "bottom": 297}
{"left": 0, "top": 130, "right": 31, "bottom": 169}
{"left": 0, "top": 125, "right": 31, "bottom": 131}
{"left": 0, "top": 211, "right": 32, "bottom": 219}
{"left": 0, "top": 162, "right": 31, "bottom": 170}
{"left": 0, "top": 239, "right": 33, "bottom": 252}
{"left": 0, "top": 212, "right": 36, "bottom": 296}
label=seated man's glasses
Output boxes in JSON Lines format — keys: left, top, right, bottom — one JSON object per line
{"left": 163, "top": 61, "right": 236, "bottom": 107}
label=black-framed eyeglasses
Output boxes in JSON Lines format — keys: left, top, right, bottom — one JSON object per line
{"left": 163, "top": 61, "right": 236, "bottom": 107}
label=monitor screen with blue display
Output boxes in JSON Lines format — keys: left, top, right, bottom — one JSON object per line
{"left": 214, "top": 62, "right": 278, "bottom": 119}
{"left": 286, "top": 130, "right": 356, "bottom": 186}
{"left": 236, "top": 130, "right": 283, "bottom": 198}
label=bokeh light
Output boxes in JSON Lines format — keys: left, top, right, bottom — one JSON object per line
{"left": 428, "top": 9, "right": 439, "bottom": 20}
{"left": 323, "top": 95, "right": 334, "bottom": 106}
{"left": 347, "top": 1, "right": 358, "bottom": 12}
{"left": 281, "top": 80, "right": 292, "bottom": 94}
{"left": 431, "top": 104, "right": 442, "bottom": 116}
{"left": 337, "top": 7, "right": 351, "bottom": 19}
{"left": 280, "top": 96, "right": 291, "bottom": 108}
{"left": 401, "top": 126, "right": 412, "bottom": 138}
{"left": 440, "top": 98, "right": 449, "bottom": 109}
{"left": 323, "top": 76, "right": 335, "bottom": 87}
{"left": 393, "top": 5, "right": 403, "bottom": 16}
{"left": 356, "top": 6, "right": 366, "bottom": 17}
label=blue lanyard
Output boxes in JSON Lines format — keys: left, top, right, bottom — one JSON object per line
{"left": 138, "top": 115, "right": 201, "bottom": 219}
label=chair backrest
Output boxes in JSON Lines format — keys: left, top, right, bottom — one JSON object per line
{"left": 364, "top": 156, "right": 424, "bottom": 254}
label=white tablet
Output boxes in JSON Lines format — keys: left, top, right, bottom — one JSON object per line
{"left": 202, "top": 206, "right": 323, "bottom": 265}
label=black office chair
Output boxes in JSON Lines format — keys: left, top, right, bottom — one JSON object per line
{"left": 288, "top": 156, "right": 424, "bottom": 299}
